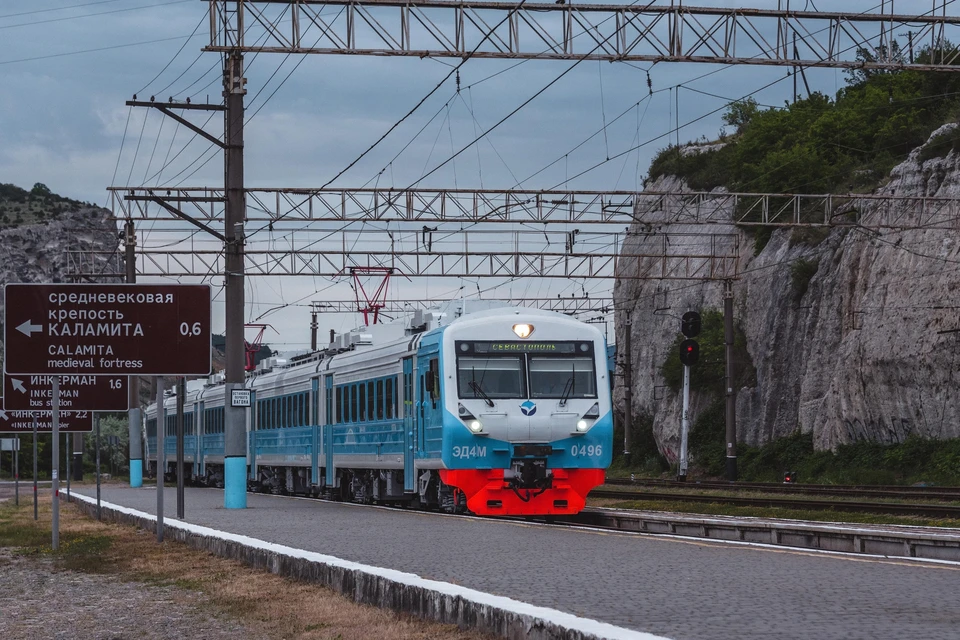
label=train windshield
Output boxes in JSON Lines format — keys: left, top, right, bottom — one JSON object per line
{"left": 457, "top": 356, "right": 525, "bottom": 398}
{"left": 528, "top": 357, "right": 597, "bottom": 399}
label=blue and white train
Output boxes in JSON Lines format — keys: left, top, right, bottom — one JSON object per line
{"left": 146, "top": 306, "right": 612, "bottom": 516}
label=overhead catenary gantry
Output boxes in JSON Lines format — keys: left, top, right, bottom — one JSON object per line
{"left": 204, "top": 0, "right": 960, "bottom": 70}
{"left": 67, "top": 229, "right": 740, "bottom": 279}
{"left": 310, "top": 297, "right": 615, "bottom": 315}
{"left": 109, "top": 186, "right": 960, "bottom": 230}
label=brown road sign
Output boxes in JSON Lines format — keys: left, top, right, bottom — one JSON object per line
{"left": 3, "top": 374, "right": 128, "bottom": 412}
{"left": 4, "top": 284, "right": 212, "bottom": 376}
{"left": 0, "top": 401, "right": 94, "bottom": 433}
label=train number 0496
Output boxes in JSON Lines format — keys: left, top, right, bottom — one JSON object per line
{"left": 570, "top": 444, "right": 602, "bottom": 458}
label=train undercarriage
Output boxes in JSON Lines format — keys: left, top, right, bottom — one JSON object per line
{"left": 152, "top": 459, "right": 602, "bottom": 516}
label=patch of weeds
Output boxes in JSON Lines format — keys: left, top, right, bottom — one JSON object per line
{"left": 0, "top": 504, "right": 52, "bottom": 549}
{"left": 173, "top": 578, "right": 206, "bottom": 591}
{"left": 57, "top": 534, "right": 113, "bottom": 572}
{"left": 790, "top": 257, "right": 819, "bottom": 301}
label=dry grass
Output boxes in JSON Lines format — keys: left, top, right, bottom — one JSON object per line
{"left": 0, "top": 495, "right": 493, "bottom": 640}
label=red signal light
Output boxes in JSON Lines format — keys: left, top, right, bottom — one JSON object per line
{"left": 679, "top": 339, "right": 699, "bottom": 366}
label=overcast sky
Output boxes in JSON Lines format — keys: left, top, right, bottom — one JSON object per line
{"left": 1, "top": 0, "right": 949, "bottom": 351}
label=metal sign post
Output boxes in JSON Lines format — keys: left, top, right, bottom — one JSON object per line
{"left": 65, "top": 432, "right": 71, "bottom": 501}
{"left": 156, "top": 377, "right": 164, "bottom": 543}
{"left": 14, "top": 440, "right": 18, "bottom": 506}
{"left": 176, "top": 377, "right": 185, "bottom": 520}
{"left": 52, "top": 377, "right": 59, "bottom": 551}
{"left": 95, "top": 413, "right": 101, "bottom": 521}
{"left": 32, "top": 413, "right": 37, "bottom": 520}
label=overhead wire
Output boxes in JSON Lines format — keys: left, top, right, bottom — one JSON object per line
{"left": 0, "top": 0, "right": 193, "bottom": 30}
{"left": 134, "top": 10, "right": 206, "bottom": 96}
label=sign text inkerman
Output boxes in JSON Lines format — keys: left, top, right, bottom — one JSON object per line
{"left": 3, "top": 374, "right": 128, "bottom": 412}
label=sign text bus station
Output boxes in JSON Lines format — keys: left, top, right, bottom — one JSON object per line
{"left": 3, "top": 374, "right": 128, "bottom": 412}
{"left": 4, "top": 283, "right": 212, "bottom": 376}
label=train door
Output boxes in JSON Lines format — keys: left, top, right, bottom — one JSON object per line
{"left": 192, "top": 402, "right": 200, "bottom": 478}
{"left": 416, "top": 351, "right": 440, "bottom": 455}
{"left": 198, "top": 401, "right": 206, "bottom": 476}
{"left": 311, "top": 377, "right": 320, "bottom": 486}
{"left": 402, "top": 357, "right": 415, "bottom": 492}
{"left": 324, "top": 374, "right": 335, "bottom": 487}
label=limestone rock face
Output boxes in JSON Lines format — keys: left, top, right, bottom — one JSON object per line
{"left": 615, "top": 127, "right": 960, "bottom": 457}
{"left": 0, "top": 205, "right": 121, "bottom": 345}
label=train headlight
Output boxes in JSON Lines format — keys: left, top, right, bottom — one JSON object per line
{"left": 469, "top": 420, "right": 483, "bottom": 433}
{"left": 576, "top": 420, "right": 588, "bottom": 432}
{"left": 512, "top": 323, "right": 534, "bottom": 339}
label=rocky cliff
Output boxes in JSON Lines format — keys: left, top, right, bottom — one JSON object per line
{"left": 615, "top": 125, "right": 960, "bottom": 459}
{"left": 0, "top": 198, "right": 122, "bottom": 346}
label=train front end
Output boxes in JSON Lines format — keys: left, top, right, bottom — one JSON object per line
{"left": 437, "top": 309, "right": 612, "bottom": 516}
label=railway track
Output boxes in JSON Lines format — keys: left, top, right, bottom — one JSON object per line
{"left": 589, "top": 488, "right": 960, "bottom": 519}
{"left": 604, "top": 477, "right": 960, "bottom": 501}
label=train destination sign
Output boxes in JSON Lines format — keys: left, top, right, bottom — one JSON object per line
{"left": 3, "top": 374, "right": 128, "bottom": 412}
{"left": 0, "top": 399, "right": 94, "bottom": 433}
{"left": 4, "top": 284, "right": 212, "bottom": 376}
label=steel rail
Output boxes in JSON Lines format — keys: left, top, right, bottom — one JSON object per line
{"left": 605, "top": 477, "right": 960, "bottom": 501}
{"left": 589, "top": 488, "right": 960, "bottom": 518}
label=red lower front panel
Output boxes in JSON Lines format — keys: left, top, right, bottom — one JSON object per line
{"left": 440, "top": 468, "right": 605, "bottom": 516}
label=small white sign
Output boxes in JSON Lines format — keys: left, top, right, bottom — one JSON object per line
{"left": 51, "top": 469, "right": 58, "bottom": 480}
{"left": 0, "top": 438, "right": 19, "bottom": 451}
{"left": 231, "top": 389, "right": 251, "bottom": 408}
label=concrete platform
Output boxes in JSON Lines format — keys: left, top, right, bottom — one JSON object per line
{"left": 73, "top": 486, "right": 960, "bottom": 640}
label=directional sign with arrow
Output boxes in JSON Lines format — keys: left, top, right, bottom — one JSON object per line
{"left": 3, "top": 374, "right": 128, "bottom": 412}
{"left": 16, "top": 320, "right": 42, "bottom": 337}
{"left": 4, "top": 283, "right": 212, "bottom": 375}
{"left": 0, "top": 397, "right": 93, "bottom": 433}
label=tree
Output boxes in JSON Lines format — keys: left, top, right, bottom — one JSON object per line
{"left": 30, "top": 183, "right": 51, "bottom": 198}
{"left": 722, "top": 98, "right": 759, "bottom": 134}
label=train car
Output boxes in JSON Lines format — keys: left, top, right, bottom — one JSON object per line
{"left": 145, "top": 306, "right": 612, "bottom": 516}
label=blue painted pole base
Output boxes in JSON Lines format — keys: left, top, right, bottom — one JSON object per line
{"left": 129, "top": 459, "right": 143, "bottom": 488}
{"left": 224, "top": 457, "right": 247, "bottom": 509}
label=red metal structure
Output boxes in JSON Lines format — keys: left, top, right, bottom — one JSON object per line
{"left": 244, "top": 324, "right": 276, "bottom": 371}
{"left": 350, "top": 267, "right": 394, "bottom": 325}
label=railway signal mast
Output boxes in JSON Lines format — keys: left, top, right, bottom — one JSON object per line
{"left": 677, "top": 311, "right": 701, "bottom": 482}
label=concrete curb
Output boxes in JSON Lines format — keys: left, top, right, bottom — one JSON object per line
{"left": 70, "top": 493, "right": 668, "bottom": 640}
{"left": 580, "top": 507, "right": 960, "bottom": 561}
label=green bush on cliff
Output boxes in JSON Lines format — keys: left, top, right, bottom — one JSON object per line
{"left": 647, "top": 43, "right": 960, "bottom": 251}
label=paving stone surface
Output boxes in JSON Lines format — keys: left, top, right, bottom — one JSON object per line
{"left": 75, "top": 486, "right": 960, "bottom": 640}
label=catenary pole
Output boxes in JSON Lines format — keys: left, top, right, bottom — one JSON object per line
{"left": 126, "top": 220, "right": 144, "bottom": 488}
{"left": 724, "top": 280, "right": 738, "bottom": 481}
{"left": 223, "top": 46, "right": 248, "bottom": 510}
